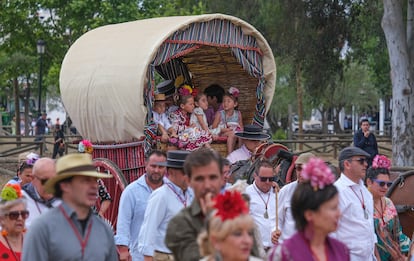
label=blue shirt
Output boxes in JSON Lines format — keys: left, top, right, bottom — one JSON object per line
{"left": 115, "top": 175, "right": 166, "bottom": 261}
{"left": 137, "top": 180, "right": 194, "bottom": 256}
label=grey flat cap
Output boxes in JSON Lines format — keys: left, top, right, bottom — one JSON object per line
{"left": 339, "top": 147, "right": 370, "bottom": 161}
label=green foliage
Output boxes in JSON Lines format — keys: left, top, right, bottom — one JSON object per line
{"left": 272, "top": 128, "right": 287, "bottom": 140}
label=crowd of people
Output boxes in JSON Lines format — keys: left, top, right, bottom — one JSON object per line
{"left": 0, "top": 80, "right": 412, "bottom": 261}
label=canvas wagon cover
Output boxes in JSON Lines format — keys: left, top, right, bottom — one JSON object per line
{"left": 60, "top": 14, "right": 276, "bottom": 143}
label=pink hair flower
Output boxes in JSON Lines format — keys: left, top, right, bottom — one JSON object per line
{"left": 301, "top": 157, "right": 335, "bottom": 190}
{"left": 229, "top": 87, "right": 240, "bottom": 98}
{"left": 372, "top": 155, "right": 391, "bottom": 170}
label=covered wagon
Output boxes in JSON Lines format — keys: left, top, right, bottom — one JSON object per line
{"left": 59, "top": 13, "right": 277, "bottom": 228}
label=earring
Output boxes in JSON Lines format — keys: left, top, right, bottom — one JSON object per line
{"left": 1, "top": 230, "right": 8, "bottom": 237}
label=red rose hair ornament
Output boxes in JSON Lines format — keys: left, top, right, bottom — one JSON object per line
{"left": 214, "top": 190, "right": 248, "bottom": 221}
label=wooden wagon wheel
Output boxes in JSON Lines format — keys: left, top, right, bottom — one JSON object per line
{"left": 93, "top": 158, "right": 128, "bottom": 232}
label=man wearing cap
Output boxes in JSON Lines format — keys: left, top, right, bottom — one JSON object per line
{"left": 115, "top": 150, "right": 167, "bottom": 261}
{"left": 245, "top": 159, "right": 279, "bottom": 253}
{"left": 331, "top": 146, "right": 377, "bottom": 261}
{"left": 277, "top": 152, "right": 315, "bottom": 243}
{"left": 227, "top": 124, "right": 270, "bottom": 164}
{"left": 138, "top": 150, "right": 193, "bottom": 261}
{"left": 22, "top": 153, "right": 117, "bottom": 261}
{"left": 22, "top": 157, "right": 62, "bottom": 227}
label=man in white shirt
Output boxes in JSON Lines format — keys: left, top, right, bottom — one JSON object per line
{"left": 277, "top": 152, "right": 315, "bottom": 242}
{"left": 227, "top": 124, "right": 270, "bottom": 164}
{"left": 331, "top": 146, "right": 377, "bottom": 261}
{"left": 138, "top": 150, "right": 193, "bottom": 261}
{"left": 22, "top": 157, "right": 61, "bottom": 227}
{"left": 245, "top": 159, "right": 278, "bottom": 252}
{"left": 115, "top": 150, "right": 167, "bottom": 261}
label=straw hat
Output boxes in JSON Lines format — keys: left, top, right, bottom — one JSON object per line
{"left": 44, "top": 153, "right": 112, "bottom": 194}
{"left": 154, "top": 93, "right": 166, "bottom": 101}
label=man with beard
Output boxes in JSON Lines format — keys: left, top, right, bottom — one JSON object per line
{"left": 165, "top": 148, "right": 224, "bottom": 261}
{"left": 138, "top": 150, "right": 192, "bottom": 261}
{"left": 115, "top": 150, "right": 167, "bottom": 261}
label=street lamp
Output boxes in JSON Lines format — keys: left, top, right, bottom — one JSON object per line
{"left": 36, "top": 39, "right": 45, "bottom": 116}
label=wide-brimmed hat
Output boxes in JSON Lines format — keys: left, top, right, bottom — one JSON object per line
{"left": 235, "top": 124, "right": 270, "bottom": 141}
{"left": 154, "top": 93, "right": 166, "bottom": 102}
{"left": 156, "top": 150, "right": 190, "bottom": 169}
{"left": 338, "top": 146, "right": 370, "bottom": 161}
{"left": 156, "top": 80, "right": 175, "bottom": 97}
{"left": 44, "top": 153, "right": 112, "bottom": 194}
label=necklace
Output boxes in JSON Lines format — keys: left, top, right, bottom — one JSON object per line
{"left": 374, "top": 198, "right": 385, "bottom": 224}
{"left": 166, "top": 182, "right": 188, "bottom": 207}
{"left": 350, "top": 187, "right": 368, "bottom": 219}
{"left": 253, "top": 184, "right": 271, "bottom": 219}
{"left": 3, "top": 235, "right": 21, "bottom": 261}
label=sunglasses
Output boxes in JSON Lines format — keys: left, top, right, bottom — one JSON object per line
{"left": 35, "top": 176, "right": 49, "bottom": 185}
{"left": 258, "top": 176, "right": 276, "bottom": 182}
{"left": 5, "top": 210, "right": 30, "bottom": 220}
{"left": 349, "top": 158, "right": 367, "bottom": 165}
{"left": 373, "top": 179, "right": 393, "bottom": 188}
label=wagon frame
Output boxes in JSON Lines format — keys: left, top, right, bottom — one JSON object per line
{"left": 60, "top": 14, "right": 277, "bottom": 228}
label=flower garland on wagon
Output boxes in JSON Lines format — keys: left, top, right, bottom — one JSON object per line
{"left": 78, "top": 139, "right": 93, "bottom": 154}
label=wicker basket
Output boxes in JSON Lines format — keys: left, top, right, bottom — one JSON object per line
{"left": 183, "top": 45, "right": 260, "bottom": 126}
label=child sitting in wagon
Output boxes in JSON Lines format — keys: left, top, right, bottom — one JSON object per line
{"left": 211, "top": 86, "right": 243, "bottom": 153}
{"left": 152, "top": 93, "right": 177, "bottom": 142}
{"left": 169, "top": 84, "right": 212, "bottom": 151}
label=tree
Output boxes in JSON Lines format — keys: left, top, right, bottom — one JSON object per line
{"left": 382, "top": 0, "right": 414, "bottom": 166}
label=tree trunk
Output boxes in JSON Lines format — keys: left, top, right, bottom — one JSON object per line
{"left": 13, "top": 77, "right": 21, "bottom": 146}
{"left": 382, "top": 0, "right": 414, "bottom": 166}
{"left": 296, "top": 62, "right": 304, "bottom": 151}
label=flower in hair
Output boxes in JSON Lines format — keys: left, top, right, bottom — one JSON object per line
{"left": 214, "top": 191, "right": 248, "bottom": 221}
{"left": 301, "top": 157, "right": 335, "bottom": 190}
{"left": 229, "top": 87, "right": 240, "bottom": 98}
{"left": 178, "top": 85, "right": 193, "bottom": 96}
{"left": 372, "top": 155, "right": 391, "bottom": 170}
{"left": 78, "top": 139, "right": 93, "bottom": 154}
{"left": 1, "top": 184, "right": 23, "bottom": 202}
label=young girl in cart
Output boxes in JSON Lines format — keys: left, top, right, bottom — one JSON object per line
{"left": 169, "top": 85, "right": 212, "bottom": 151}
{"left": 211, "top": 87, "right": 243, "bottom": 153}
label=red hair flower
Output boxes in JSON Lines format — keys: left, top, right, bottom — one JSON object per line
{"left": 372, "top": 155, "right": 391, "bottom": 170}
{"left": 214, "top": 191, "right": 248, "bottom": 221}
{"left": 301, "top": 157, "right": 335, "bottom": 190}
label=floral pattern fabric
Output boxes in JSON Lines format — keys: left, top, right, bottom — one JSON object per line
{"left": 169, "top": 108, "right": 212, "bottom": 151}
{"left": 374, "top": 197, "right": 410, "bottom": 260}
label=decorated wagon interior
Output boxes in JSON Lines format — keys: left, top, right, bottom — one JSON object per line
{"left": 59, "top": 14, "right": 276, "bottom": 229}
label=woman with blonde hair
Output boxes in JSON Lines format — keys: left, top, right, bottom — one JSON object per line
{"left": 198, "top": 190, "right": 262, "bottom": 261}
{"left": 0, "top": 183, "right": 29, "bottom": 260}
